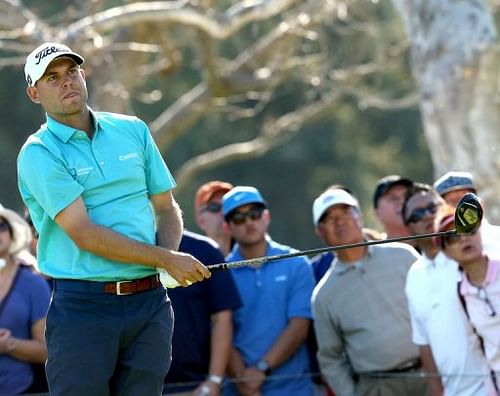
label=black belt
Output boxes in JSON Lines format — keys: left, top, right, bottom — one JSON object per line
{"left": 53, "top": 274, "right": 162, "bottom": 296}
{"left": 361, "top": 358, "right": 422, "bottom": 377}
{"left": 388, "top": 358, "right": 422, "bottom": 373}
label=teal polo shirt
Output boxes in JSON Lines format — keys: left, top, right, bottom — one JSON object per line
{"left": 17, "top": 111, "right": 176, "bottom": 281}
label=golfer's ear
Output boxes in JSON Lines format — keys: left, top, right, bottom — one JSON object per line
{"left": 27, "top": 86, "right": 41, "bottom": 103}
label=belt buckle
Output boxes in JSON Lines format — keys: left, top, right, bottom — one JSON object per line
{"left": 116, "top": 280, "right": 133, "bottom": 295}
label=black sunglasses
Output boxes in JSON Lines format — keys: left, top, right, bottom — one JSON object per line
{"left": 200, "top": 202, "right": 222, "bottom": 213}
{"left": 229, "top": 207, "right": 264, "bottom": 225}
{"left": 405, "top": 203, "right": 438, "bottom": 224}
{"left": 443, "top": 229, "right": 477, "bottom": 246}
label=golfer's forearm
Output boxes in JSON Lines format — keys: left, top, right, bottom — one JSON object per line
{"left": 156, "top": 200, "right": 183, "bottom": 250}
{"left": 74, "top": 222, "right": 174, "bottom": 268}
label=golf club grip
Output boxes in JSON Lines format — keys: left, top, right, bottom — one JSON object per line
{"left": 208, "top": 262, "right": 231, "bottom": 271}
{"left": 208, "top": 256, "right": 270, "bottom": 271}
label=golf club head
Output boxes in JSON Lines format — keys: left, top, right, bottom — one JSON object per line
{"left": 454, "top": 192, "right": 483, "bottom": 234}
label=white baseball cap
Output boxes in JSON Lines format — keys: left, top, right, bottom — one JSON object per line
{"left": 312, "top": 189, "right": 359, "bottom": 226}
{"left": 24, "top": 42, "right": 84, "bottom": 86}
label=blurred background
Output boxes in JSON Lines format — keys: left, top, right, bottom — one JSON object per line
{"left": 2, "top": 0, "right": 499, "bottom": 250}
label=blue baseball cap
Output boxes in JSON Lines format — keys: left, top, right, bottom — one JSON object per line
{"left": 222, "top": 186, "right": 267, "bottom": 217}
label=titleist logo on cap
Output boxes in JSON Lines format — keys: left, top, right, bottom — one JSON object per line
{"left": 34, "top": 46, "right": 68, "bottom": 65}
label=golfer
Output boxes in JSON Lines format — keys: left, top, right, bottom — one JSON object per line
{"left": 17, "top": 42, "right": 211, "bottom": 396}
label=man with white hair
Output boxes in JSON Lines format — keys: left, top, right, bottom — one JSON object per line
{"left": 311, "top": 187, "right": 429, "bottom": 396}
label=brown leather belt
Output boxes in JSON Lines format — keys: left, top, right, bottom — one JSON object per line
{"left": 53, "top": 274, "right": 162, "bottom": 296}
{"left": 104, "top": 274, "right": 161, "bottom": 295}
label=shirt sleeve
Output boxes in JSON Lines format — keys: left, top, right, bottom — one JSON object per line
{"left": 139, "top": 119, "right": 176, "bottom": 195}
{"left": 287, "top": 257, "right": 315, "bottom": 319}
{"left": 27, "top": 270, "right": 51, "bottom": 324}
{"left": 312, "top": 291, "right": 356, "bottom": 396}
{"left": 405, "top": 274, "right": 429, "bottom": 345}
{"left": 18, "top": 143, "right": 84, "bottom": 219}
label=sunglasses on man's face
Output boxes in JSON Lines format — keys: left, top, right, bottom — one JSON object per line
{"left": 200, "top": 202, "right": 222, "bottom": 214}
{"left": 405, "top": 203, "right": 438, "bottom": 224}
{"left": 229, "top": 207, "right": 264, "bottom": 225}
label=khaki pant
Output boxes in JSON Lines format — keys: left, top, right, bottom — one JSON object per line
{"left": 356, "top": 371, "right": 431, "bottom": 396}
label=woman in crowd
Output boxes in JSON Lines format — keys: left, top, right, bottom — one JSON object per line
{"left": 0, "top": 204, "right": 51, "bottom": 395}
{"left": 436, "top": 209, "right": 499, "bottom": 392}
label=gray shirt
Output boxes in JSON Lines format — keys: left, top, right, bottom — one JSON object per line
{"left": 312, "top": 242, "right": 420, "bottom": 396}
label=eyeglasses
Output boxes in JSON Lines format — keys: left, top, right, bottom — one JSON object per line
{"left": 443, "top": 230, "right": 477, "bottom": 246}
{"left": 0, "top": 222, "right": 10, "bottom": 233}
{"left": 476, "top": 286, "right": 497, "bottom": 317}
{"left": 229, "top": 207, "right": 264, "bottom": 225}
{"left": 405, "top": 203, "right": 438, "bottom": 224}
{"left": 200, "top": 202, "right": 222, "bottom": 214}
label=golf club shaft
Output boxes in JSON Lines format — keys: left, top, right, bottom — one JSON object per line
{"left": 207, "top": 229, "right": 457, "bottom": 271}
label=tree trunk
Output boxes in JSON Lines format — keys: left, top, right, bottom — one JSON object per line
{"left": 393, "top": 0, "right": 500, "bottom": 220}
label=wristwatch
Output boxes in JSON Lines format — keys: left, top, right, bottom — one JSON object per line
{"left": 207, "top": 374, "right": 223, "bottom": 385}
{"left": 256, "top": 359, "right": 272, "bottom": 376}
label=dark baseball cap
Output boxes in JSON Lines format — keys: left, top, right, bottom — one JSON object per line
{"left": 373, "top": 175, "right": 414, "bottom": 208}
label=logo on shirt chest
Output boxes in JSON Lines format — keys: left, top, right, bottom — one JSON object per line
{"left": 119, "top": 152, "right": 139, "bottom": 161}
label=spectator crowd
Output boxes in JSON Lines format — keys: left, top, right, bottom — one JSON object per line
{"left": 2, "top": 171, "right": 499, "bottom": 396}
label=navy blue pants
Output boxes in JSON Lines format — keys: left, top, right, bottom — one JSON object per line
{"left": 46, "top": 282, "right": 174, "bottom": 396}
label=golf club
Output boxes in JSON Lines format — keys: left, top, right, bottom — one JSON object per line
{"left": 207, "top": 192, "right": 483, "bottom": 272}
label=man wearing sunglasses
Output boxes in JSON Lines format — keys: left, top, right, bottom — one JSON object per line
{"left": 311, "top": 187, "right": 428, "bottom": 396}
{"left": 195, "top": 181, "right": 234, "bottom": 256}
{"left": 436, "top": 210, "right": 499, "bottom": 391}
{"left": 222, "top": 186, "right": 315, "bottom": 396}
{"left": 403, "top": 183, "right": 493, "bottom": 396}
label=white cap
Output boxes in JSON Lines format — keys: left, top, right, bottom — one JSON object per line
{"left": 24, "top": 42, "right": 84, "bottom": 86}
{"left": 312, "top": 189, "right": 359, "bottom": 225}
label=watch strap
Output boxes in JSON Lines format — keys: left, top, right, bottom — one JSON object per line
{"left": 208, "top": 374, "right": 223, "bottom": 385}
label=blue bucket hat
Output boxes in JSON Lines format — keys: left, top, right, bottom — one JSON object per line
{"left": 222, "top": 186, "right": 267, "bottom": 218}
